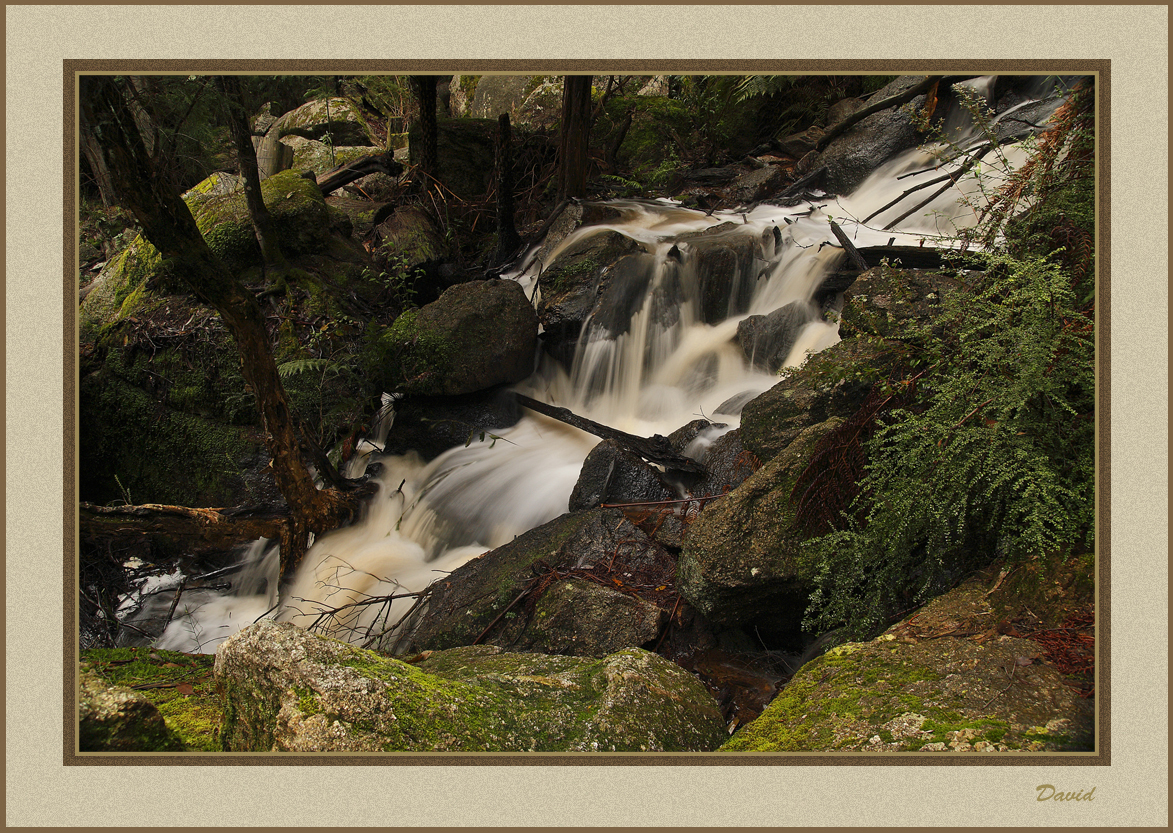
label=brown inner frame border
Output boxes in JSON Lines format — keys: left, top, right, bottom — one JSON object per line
{"left": 63, "top": 58, "right": 1110, "bottom": 767}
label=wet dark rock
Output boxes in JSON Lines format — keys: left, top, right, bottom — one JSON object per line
{"left": 739, "top": 337, "right": 898, "bottom": 463}
{"left": 383, "top": 386, "right": 523, "bottom": 461}
{"left": 677, "top": 418, "right": 841, "bottom": 630}
{"left": 736, "top": 301, "right": 816, "bottom": 373}
{"left": 676, "top": 223, "right": 759, "bottom": 324}
{"left": 568, "top": 439, "right": 677, "bottom": 512}
{"left": 729, "top": 165, "right": 788, "bottom": 204}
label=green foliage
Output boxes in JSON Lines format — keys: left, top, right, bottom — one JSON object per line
{"left": 802, "top": 85, "right": 1096, "bottom": 638}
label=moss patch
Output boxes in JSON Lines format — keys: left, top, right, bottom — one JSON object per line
{"left": 81, "top": 647, "right": 221, "bottom": 751}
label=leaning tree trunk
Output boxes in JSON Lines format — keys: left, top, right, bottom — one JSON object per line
{"left": 79, "top": 75, "right": 358, "bottom": 581}
{"left": 215, "top": 75, "right": 287, "bottom": 271}
{"left": 557, "top": 75, "right": 593, "bottom": 203}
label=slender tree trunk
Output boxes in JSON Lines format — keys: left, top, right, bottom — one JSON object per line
{"left": 557, "top": 75, "right": 593, "bottom": 203}
{"left": 78, "top": 107, "right": 118, "bottom": 207}
{"left": 493, "top": 112, "right": 522, "bottom": 266}
{"left": 215, "top": 75, "right": 287, "bottom": 271}
{"left": 412, "top": 76, "right": 439, "bottom": 188}
{"left": 79, "top": 75, "right": 357, "bottom": 581}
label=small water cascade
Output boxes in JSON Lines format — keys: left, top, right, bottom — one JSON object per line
{"left": 132, "top": 83, "right": 1064, "bottom": 654}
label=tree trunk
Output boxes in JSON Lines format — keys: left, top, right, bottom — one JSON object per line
{"left": 215, "top": 75, "right": 287, "bottom": 271}
{"left": 557, "top": 75, "right": 593, "bottom": 203}
{"left": 78, "top": 107, "right": 119, "bottom": 207}
{"left": 412, "top": 76, "right": 439, "bottom": 189}
{"left": 492, "top": 112, "right": 522, "bottom": 266}
{"left": 79, "top": 75, "right": 360, "bottom": 581}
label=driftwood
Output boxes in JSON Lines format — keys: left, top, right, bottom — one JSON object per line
{"left": 513, "top": 393, "right": 706, "bottom": 474}
{"left": 316, "top": 152, "right": 404, "bottom": 196}
{"left": 829, "top": 221, "right": 870, "bottom": 272}
{"left": 80, "top": 502, "right": 290, "bottom": 549}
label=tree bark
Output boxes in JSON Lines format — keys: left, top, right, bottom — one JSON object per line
{"left": 412, "top": 76, "right": 439, "bottom": 188}
{"left": 557, "top": 75, "right": 593, "bottom": 203}
{"left": 492, "top": 112, "right": 522, "bottom": 266}
{"left": 215, "top": 75, "right": 287, "bottom": 270}
{"left": 79, "top": 75, "right": 361, "bottom": 581}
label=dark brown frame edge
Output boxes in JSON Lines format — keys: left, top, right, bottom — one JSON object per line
{"left": 63, "top": 57, "right": 1110, "bottom": 767}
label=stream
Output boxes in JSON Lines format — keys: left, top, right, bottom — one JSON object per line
{"left": 124, "top": 80, "right": 1061, "bottom": 656}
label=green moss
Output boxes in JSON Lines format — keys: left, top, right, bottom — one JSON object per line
{"left": 81, "top": 647, "right": 221, "bottom": 752}
{"left": 459, "top": 74, "right": 481, "bottom": 103}
{"left": 370, "top": 309, "right": 455, "bottom": 394}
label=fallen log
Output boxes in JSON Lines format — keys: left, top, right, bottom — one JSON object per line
{"left": 315, "top": 151, "right": 404, "bottom": 196}
{"left": 80, "top": 502, "right": 290, "bottom": 550}
{"left": 829, "top": 221, "right": 870, "bottom": 273}
{"left": 513, "top": 393, "right": 706, "bottom": 474}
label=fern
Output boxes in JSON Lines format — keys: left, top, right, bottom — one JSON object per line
{"left": 277, "top": 357, "right": 339, "bottom": 379}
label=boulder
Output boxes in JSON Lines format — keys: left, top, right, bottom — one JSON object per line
{"left": 568, "top": 439, "right": 677, "bottom": 512}
{"left": 280, "top": 137, "right": 383, "bottom": 177}
{"left": 838, "top": 266, "right": 959, "bottom": 340}
{"left": 676, "top": 223, "right": 759, "bottom": 324}
{"left": 536, "top": 230, "right": 644, "bottom": 365}
{"left": 736, "top": 301, "right": 816, "bottom": 373}
{"left": 818, "top": 76, "right": 928, "bottom": 196}
{"left": 728, "top": 165, "right": 789, "bottom": 204}
{"left": 393, "top": 508, "right": 675, "bottom": 657}
{"left": 677, "top": 418, "right": 841, "bottom": 629}
{"left": 460, "top": 74, "right": 560, "bottom": 124}
{"left": 777, "top": 125, "right": 825, "bottom": 159}
{"left": 532, "top": 201, "right": 625, "bottom": 268}
{"left": 270, "top": 97, "right": 374, "bottom": 147}
{"left": 79, "top": 669, "right": 185, "bottom": 752}
{"left": 216, "top": 620, "right": 727, "bottom": 752}
{"left": 383, "top": 279, "right": 538, "bottom": 397}
{"left": 722, "top": 574, "right": 1094, "bottom": 751}
{"left": 381, "top": 387, "right": 523, "bottom": 461}
{"left": 738, "top": 337, "right": 899, "bottom": 463}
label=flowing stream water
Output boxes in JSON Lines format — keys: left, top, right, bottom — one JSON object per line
{"left": 129, "top": 82, "right": 1063, "bottom": 654}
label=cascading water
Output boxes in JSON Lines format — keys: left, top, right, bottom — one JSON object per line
{"left": 132, "top": 82, "right": 1064, "bottom": 654}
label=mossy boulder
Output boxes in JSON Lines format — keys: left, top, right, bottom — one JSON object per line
{"left": 460, "top": 74, "right": 562, "bottom": 127}
{"left": 738, "top": 336, "right": 900, "bottom": 463}
{"left": 838, "top": 266, "right": 959, "bottom": 340}
{"left": 282, "top": 137, "right": 381, "bottom": 177}
{"left": 722, "top": 573, "right": 1094, "bottom": 752}
{"left": 79, "top": 669, "right": 186, "bottom": 752}
{"left": 270, "top": 97, "right": 374, "bottom": 147}
{"left": 677, "top": 418, "right": 841, "bottom": 630}
{"left": 395, "top": 508, "right": 675, "bottom": 657}
{"left": 380, "top": 279, "right": 537, "bottom": 397}
{"left": 536, "top": 229, "right": 644, "bottom": 365}
{"left": 216, "top": 620, "right": 726, "bottom": 752}
{"left": 80, "top": 648, "right": 222, "bottom": 751}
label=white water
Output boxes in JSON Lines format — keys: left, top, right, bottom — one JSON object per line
{"left": 136, "top": 87, "right": 1059, "bottom": 653}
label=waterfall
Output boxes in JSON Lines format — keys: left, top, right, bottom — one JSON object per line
{"left": 136, "top": 87, "right": 1062, "bottom": 653}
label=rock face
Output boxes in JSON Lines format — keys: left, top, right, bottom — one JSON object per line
{"left": 79, "top": 670, "right": 185, "bottom": 752}
{"left": 839, "top": 266, "right": 958, "bottom": 339}
{"left": 394, "top": 508, "right": 676, "bottom": 658}
{"left": 722, "top": 575, "right": 1094, "bottom": 752}
{"left": 736, "top": 301, "right": 816, "bottom": 373}
{"left": 536, "top": 230, "right": 644, "bottom": 365}
{"left": 819, "top": 76, "right": 927, "bottom": 196}
{"left": 738, "top": 337, "right": 897, "bottom": 463}
{"left": 568, "top": 439, "right": 677, "bottom": 512}
{"left": 215, "top": 621, "right": 727, "bottom": 752}
{"left": 677, "top": 418, "right": 840, "bottom": 630}
{"left": 388, "top": 279, "right": 538, "bottom": 397}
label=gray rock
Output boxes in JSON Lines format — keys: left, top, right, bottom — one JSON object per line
{"left": 394, "top": 508, "right": 674, "bottom": 657}
{"left": 215, "top": 620, "right": 727, "bottom": 752}
{"left": 78, "top": 669, "right": 185, "bottom": 752}
{"left": 677, "top": 418, "right": 841, "bottom": 628}
{"left": 736, "top": 301, "right": 816, "bottom": 373}
{"left": 270, "top": 97, "right": 374, "bottom": 147}
{"left": 739, "top": 337, "right": 898, "bottom": 463}
{"left": 527, "top": 578, "right": 667, "bottom": 656}
{"left": 568, "top": 439, "right": 677, "bottom": 512}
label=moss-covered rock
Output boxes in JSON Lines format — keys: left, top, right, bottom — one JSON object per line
{"left": 838, "top": 266, "right": 959, "bottom": 340}
{"left": 216, "top": 620, "right": 726, "bottom": 752}
{"left": 738, "top": 337, "right": 900, "bottom": 463}
{"left": 271, "top": 97, "right": 374, "bottom": 147}
{"left": 80, "top": 648, "right": 221, "bottom": 751}
{"left": 79, "top": 668, "right": 186, "bottom": 752}
{"left": 378, "top": 279, "right": 537, "bottom": 397}
{"left": 722, "top": 574, "right": 1094, "bottom": 752}
{"left": 677, "top": 418, "right": 841, "bottom": 629}
{"left": 395, "top": 508, "right": 674, "bottom": 657}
